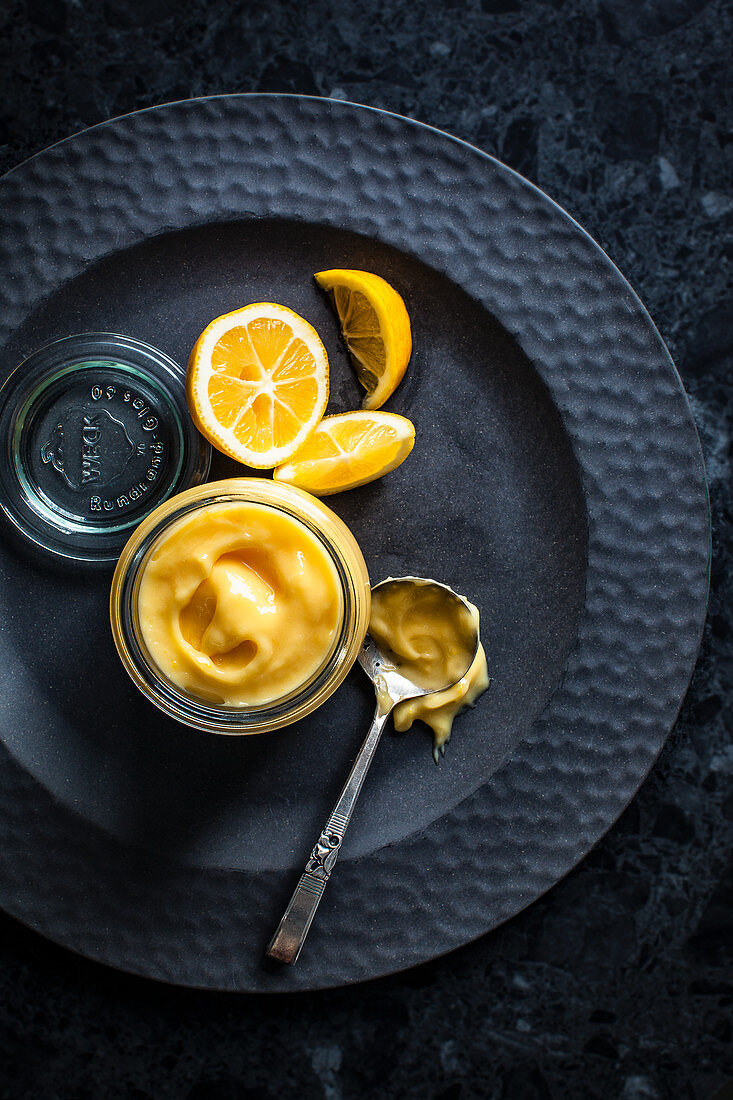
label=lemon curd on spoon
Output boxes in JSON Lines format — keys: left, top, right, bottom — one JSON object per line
{"left": 368, "top": 578, "right": 490, "bottom": 760}
{"left": 136, "top": 499, "right": 343, "bottom": 707}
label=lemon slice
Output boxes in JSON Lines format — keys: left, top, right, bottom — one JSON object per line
{"left": 314, "top": 269, "right": 411, "bottom": 410}
{"left": 273, "top": 411, "right": 415, "bottom": 496}
{"left": 186, "top": 303, "right": 329, "bottom": 469}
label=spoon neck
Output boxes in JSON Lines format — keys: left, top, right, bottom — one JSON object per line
{"left": 329, "top": 704, "right": 391, "bottom": 835}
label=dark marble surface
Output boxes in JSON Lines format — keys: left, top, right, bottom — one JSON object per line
{"left": 0, "top": 0, "right": 731, "bottom": 1097}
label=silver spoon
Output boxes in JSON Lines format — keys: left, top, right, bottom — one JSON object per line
{"left": 266, "top": 576, "right": 480, "bottom": 965}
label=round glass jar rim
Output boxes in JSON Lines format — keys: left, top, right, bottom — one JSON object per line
{"left": 110, "top": 478, "right": 371, "bottom": 735}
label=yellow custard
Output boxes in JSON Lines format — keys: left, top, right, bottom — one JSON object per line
{"left": 137, "top": 500, "right": 343, "bottom": 707}
{"left": 369, "top": 579, "right": 489, "bottom": 759}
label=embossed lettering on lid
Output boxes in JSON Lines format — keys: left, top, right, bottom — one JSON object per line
{"left": 0, "top": 333, "right": 211, "bottom": 563}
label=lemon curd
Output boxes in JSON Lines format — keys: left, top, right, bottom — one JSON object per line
{"left": 110, "top": 479, "right": 371, "bottom": 733}
{"left": 137, "top": 501, "right": 342, "bottom": 707}
{"left": 368, "top": 579, "right": 490, "bottom": 759}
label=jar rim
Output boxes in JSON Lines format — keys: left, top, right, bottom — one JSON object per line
{"left": 110, "top": 478, "right": 371, "bottom": 734}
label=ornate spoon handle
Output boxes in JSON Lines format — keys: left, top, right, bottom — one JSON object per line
{"left": 266, "top": 703, "right": 391, "bottom": 965}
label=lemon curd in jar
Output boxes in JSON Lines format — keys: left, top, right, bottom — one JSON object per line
{"left": 110, "top": 479, "right": 371, "bottom": 733}
{"left": 137, "top": 501, "right": 343, "bottom": 707}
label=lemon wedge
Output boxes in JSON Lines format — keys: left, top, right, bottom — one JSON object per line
{"left": 186, "top": 303, "right": 329, "bottom": 469}
{"left": 314, "top": 269, "right": 411, "bottom": 410}
{"left": 273, "top": 410, "right": 415, "bottom": 495}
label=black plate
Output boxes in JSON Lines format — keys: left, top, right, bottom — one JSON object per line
{"left": 0, "top": 95, "right": 709, "bottom": 990}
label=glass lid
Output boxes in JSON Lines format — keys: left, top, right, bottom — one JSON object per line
{"left": 0, "top": 333, "right": 211, "bottom": 563}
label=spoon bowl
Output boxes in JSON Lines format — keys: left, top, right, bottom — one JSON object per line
{"left": 358, "top": 576, "right": 481, "bottom": 706}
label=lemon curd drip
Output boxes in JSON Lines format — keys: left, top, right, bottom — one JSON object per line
{"left": 368, "top": 581, "right": 490, "bottom": 760}
{"left": 137, "top": 500, "right": 343, "bottom": 707}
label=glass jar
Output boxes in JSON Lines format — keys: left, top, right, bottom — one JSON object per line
{"left": 110, "top": 478, "right": 371, "bottom": 734}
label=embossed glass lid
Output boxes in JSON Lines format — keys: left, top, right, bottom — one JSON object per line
{"left": 0, "top": 333, "right": 211, "bottom": 563}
